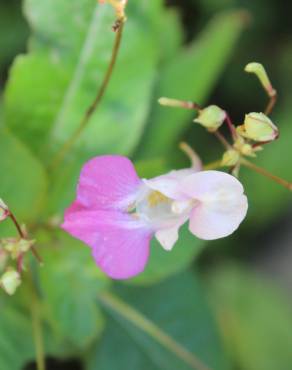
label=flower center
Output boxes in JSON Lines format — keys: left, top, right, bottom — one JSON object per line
{"left": 147, "top": 191, "right": 170, "bottom": 207}
{"left": 134, "top": 187, "right": 193, "bottom": 229}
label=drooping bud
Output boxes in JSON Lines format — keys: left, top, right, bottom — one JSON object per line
{"left": 0, "top": 268, "right": 21, "bottom": 295}
{"left": 3, "top": 238, "right": 35, "bottom": 259}
{"left": 194, "top": 105, "right": 226, "bottom": 132}
{"left": 245, "top": 62, "right": 276, "bottom": 98}
{"left": 237, "top": 112, "right": 278, "bottom": 142}
{"left": 0, "top": 198, "right": 9, "bottom": 222}
{"left": 221, "top": 149, "right": 240, "bottom": 167}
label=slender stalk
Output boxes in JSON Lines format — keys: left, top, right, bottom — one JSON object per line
{"left": 9, "top": 211, "right": 43, "bottom": 264}
{"left": 50, "top": 21, "right": 125, "bottom": 170}
{"left": 240, "top": 158, "right": 292, "bottom": 191}
{"left": 28, "top": 269, "right": 46, "bottom": 370}
{"left": 224, "top": 113, "right": 237, "bottom": 140}
{"left": 179, "top": 142, "right": 202, "bottom": 168}
{"left": 99, "top": 291, "right": 211, "bottom": 370}
{"left": 265, "top": 94, "right": 277, "bottom": 116}
{"left": 213, "top": 131, "right": 232, "bottom": 149}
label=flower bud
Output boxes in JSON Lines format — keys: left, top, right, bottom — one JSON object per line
{"left": 3, "top": 238, "right": 35, "bottom": 259}
{"left": 221, "top": 150, "right": 240, "bottom": 167}
{"left": 194, "top": 105, "right": 226, "bottom": 131}
{"left": 0, "top": 198, "right": 9, "bottom": 222}
{"left": 245, "top": 62, "right": 276, "bottom": 97}
{"left": 237, "top": 112, "right": 278, "bottom": 142}
{"left": 0, "top": 269, "right": 21, "bottom": 295}
{"left": 233, "top": 137, "right": 257, "bottom": 157}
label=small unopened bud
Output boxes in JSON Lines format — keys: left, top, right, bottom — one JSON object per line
{"left": 237, "top": 112, "right": 278, "bottom": 142}
{"left": 245, "top": 62, "right": 276, "bottom": 97}
{"left": 0, "top": 198, "right": 9, "bottom": 222}
{"left": 0, "top": 269, "right": 21, "bottom": 295}
{"left": 234, "top": 137, "right": 257, "bottom": 157}
{"left": 3, "top": 238, "right": 35, "bottom": 259}
{"left": 194, "top": 105, "right": 226, "bottom": 131}
{"left": 221, "top": 149, "right": 240, "bottom": 167}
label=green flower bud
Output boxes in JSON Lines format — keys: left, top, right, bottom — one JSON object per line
{"left": 237, "top": 112, "right": 278, "bottom": 142}
{"left": 3, "top": 238, "right": 35, "bottom": 259}
{"left": 234, "top": 137, "right": 257, "bottom": 157}
{"left": 194, "top": 105, "right": 226, "bottom": 131}
{"left": 0, "top": 269, "right": 21, "bottom": 295}
{"left": 245, "top": 62, "right": 276, "bottom": 97}
{"left": 221, "top": 149, "right": 240, "bottom": 167}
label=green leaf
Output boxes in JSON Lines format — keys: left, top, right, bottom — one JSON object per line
{"left": 0, "top": 290, "right": 69, "bottom": 370}
{"left": 131, "top": 224, "right": 205, "bottom": 285}
{"left": 88, "top": 271, "right": 229, "bottom": 370}
{"left": 0, "top": 299, "right": 35, "bottom": 370}
{"left": 0, "top": 128, "right": 47, "bottom": 225}
{"left": 4, "top": 0, "right": 163, "bottom": 160}
{"left": 137, "top": 10, "right": 247, "bottom": 158}
{"left": 205, "top": 264, "right": 292, "bottom": 370}
{"left": 39, "top": 231, "right": 110, "bottom": 349}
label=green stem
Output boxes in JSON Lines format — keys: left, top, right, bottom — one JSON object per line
{"left": 203, "top": 159, "right": 224, "bottom": 171}
{"left": 99, "top": 291, "right": 211, "bottom": 370}
{"left": 28, "top": 269, "right": 46, "bottom": 370}
{"left": 49, "top": 20, "right": 125, "bottom": 170}
{"left": 240, "top": 158, "right": 292, "bottom": 191}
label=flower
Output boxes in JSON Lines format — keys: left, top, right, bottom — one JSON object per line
{"left": 62, "top": 155, "right": 248, "bottom": 279}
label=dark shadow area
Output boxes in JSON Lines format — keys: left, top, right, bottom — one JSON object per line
{"left": 24, "top": 357, "right": 83, "bottom": 370}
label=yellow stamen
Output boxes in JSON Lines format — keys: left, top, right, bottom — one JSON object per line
{"left": 147, "top": 191, "right": 169, "bottom": 207}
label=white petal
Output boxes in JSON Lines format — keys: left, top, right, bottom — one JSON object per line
{"left": 155, "top": 217, "right": 187, "bottom": 251}
{"left": 181, "top": 171, "right": 248, "bottom": 240}
{"left": 144, "top": 168, "right": 196, "bottom": 200}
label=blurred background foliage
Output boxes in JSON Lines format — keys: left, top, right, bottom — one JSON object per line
{"left": 0, "top": 0, "right": 291, "bottom": 369}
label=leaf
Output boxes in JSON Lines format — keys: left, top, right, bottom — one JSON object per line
{"left": 87, "top": 271, "right": 229, "bottom": 370}
{"left": 0, "top": 299, "right": 35, "bottom": 370}
{"left": 0, "top": 128, "right": 47, "bottom": 225}
{"left": 131, "top": 223, "right": 205, "bottom": 285}
{"left": 205, "top": 264, "right": 292, "bottom": 370}
{"left": 38, "top": 231, "right": 110, "bottom": 349}
{"left": 0, "top": 291, "right": 69, "bottom": 370}
{"left": 4, "top": 0, "right": 163, "bottom": 160}
{"left": 136, "top": 10, "right": 247, "bottom": 158}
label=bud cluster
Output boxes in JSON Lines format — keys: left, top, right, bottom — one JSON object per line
{"left": 158, "top": 62, "right": 283, "bottom": 178}
{"left": 0, "top": 198, "right": 38, "bottom": 296}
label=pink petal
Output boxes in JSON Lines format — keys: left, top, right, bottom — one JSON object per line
{"left": 181, "top": 171, "right": 248, "bottom": 240}
{"left": 62, "top": 209, "right": 152, "bottom": 279}
{"left": 77, "top": 155, "right": 142, "bottom": 211}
